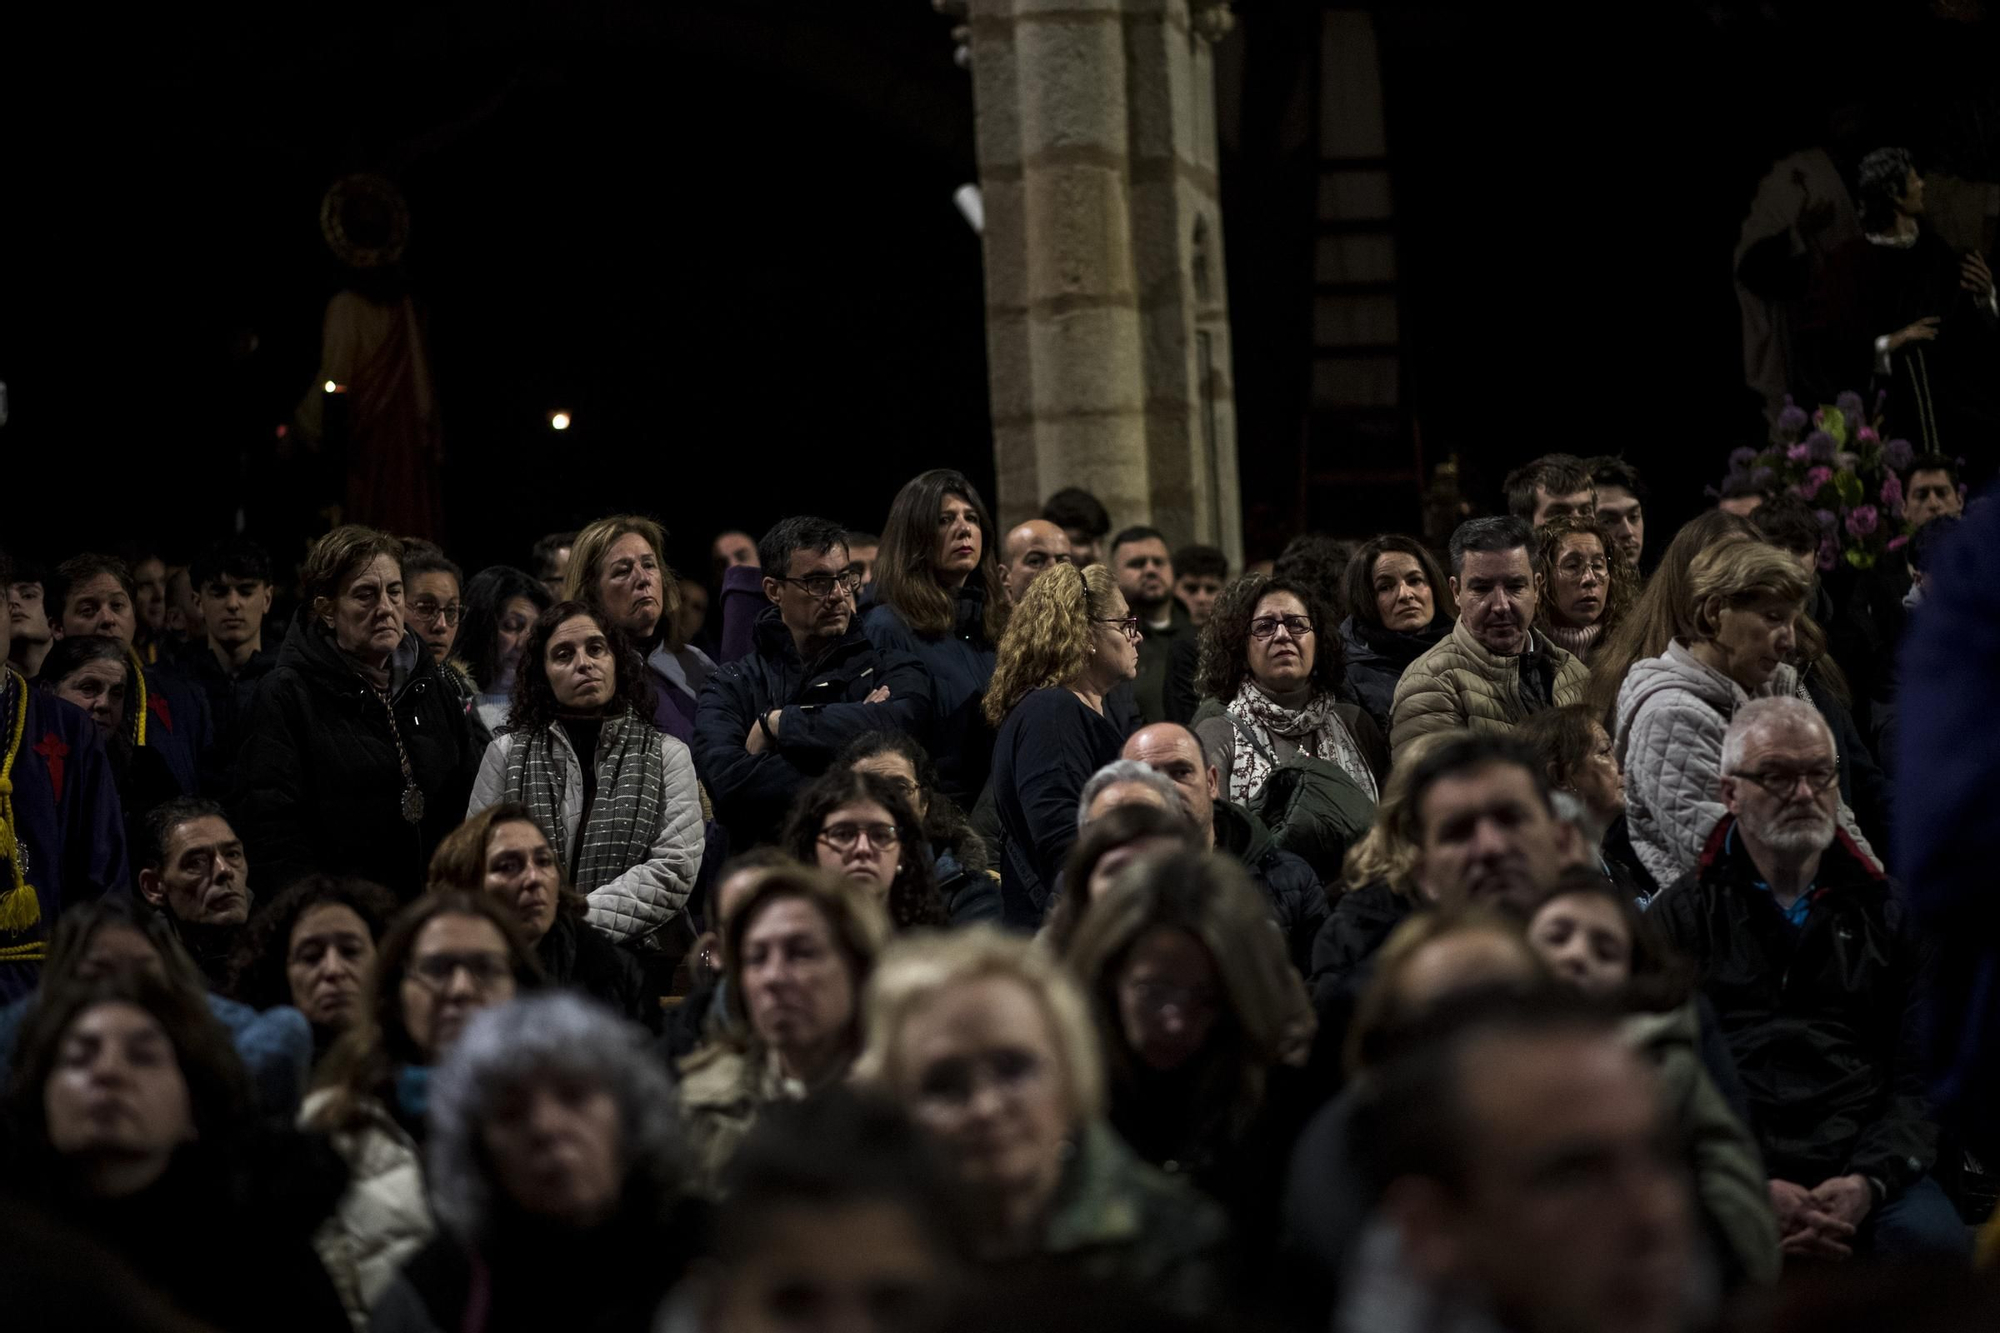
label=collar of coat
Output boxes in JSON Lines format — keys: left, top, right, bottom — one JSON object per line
{"left": 750, "top": 603, "right": 872, "bottom": 670}
{"left": 1446, "top": 618, "right": 1575, "bottom": 676}
{"left": 1695, "top": 812, "right": 1885, "bottom": 889}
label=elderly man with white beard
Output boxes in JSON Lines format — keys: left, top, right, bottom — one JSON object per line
{"left": 1651, "top": 697, "right": 1964, "bottom": 1261}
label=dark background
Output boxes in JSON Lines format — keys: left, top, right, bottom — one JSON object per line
{"left": 3, "top": 0, "right": 1996, "bottom": 579}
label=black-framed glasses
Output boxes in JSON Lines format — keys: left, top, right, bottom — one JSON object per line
{"left": 407, "top": 950, "right": 512, "bottom": 991}
{"left": 777, "top": 570, "right": 863, "bottom": 601}
{"left": 819, "top": 822, "right": 900, "bottom": 853}
{"left": 409, "top": 598, "right": 463, "bottom": 627}
{"left": 1096, "top": 616, "right": 1142, "bottom": 641}
{"left": 1248, "top": 614, "right": 1314, "bottom": 640}
{"left": 1730, "top": 762, "right": 1840, "bottom": 799}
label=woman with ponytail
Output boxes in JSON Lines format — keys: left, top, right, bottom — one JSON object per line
{"left": 983, "top": 562, "right": 1139, "bottom": 928}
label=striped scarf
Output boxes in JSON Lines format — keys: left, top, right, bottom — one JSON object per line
{"left": 502, "top": 707, "right": 666, "bottom": 894}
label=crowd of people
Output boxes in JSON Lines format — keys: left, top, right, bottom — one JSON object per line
{"left": 2, "top": 438, "right": 1997, "bottom": 1333}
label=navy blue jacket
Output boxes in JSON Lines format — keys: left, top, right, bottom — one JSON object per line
{"left": 176, "top": 642, "right": 281, "bottom": 792}
{"left": 692, "top": 606, "right": 933, "bottom": 848}
{"left": 1895, "top": 494, "right": 2000, "bottom": 1130}
{"left": 0, "top": 681, "right": 128, "bottom": 999}
{"left": 135, "top": 657, "right": 212, "bottom": 796}
{"left": 989, "top": 687, "right": 1127, "bottom": 926}
{"left": 861, "top": 588, "right": 998, "bottom": 807}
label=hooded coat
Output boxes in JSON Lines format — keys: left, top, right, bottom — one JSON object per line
{"left": 232, "top": 609, "right": 481, "bottom": 897}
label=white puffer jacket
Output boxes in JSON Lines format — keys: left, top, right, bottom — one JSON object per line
{"left": 301, "top": 1089, "right": 432, "bottom": 1332}
{"left": 1614, "top": 641, "right": 1874, "bottom": 886}
{"left": 469, "top": 725, "right": 704, "bottom": 944}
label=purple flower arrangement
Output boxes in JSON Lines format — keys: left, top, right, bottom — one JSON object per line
{"left": 1721, "top": 393, "right": 1913, "bottom": 570}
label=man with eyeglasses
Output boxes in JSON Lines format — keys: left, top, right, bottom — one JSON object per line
{"left": 1391, "top": 516, "right": 1590, "bottom": 760}
{"left": 693, "top": 516, "right": 932, "bottom": 848}
{"left": 1652, "top": 697, "right": 1960, "bottom": 1261}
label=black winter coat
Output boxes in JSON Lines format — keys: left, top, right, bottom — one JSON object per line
{"left": 538, "top": 914, "right": 652, "bottom": 1028}
{"left": 177, "top": 641, "right": 281, "bottom": 791}
{"left": 231, "top": 611, "right": 481, "bottom": 897}
{"left": 861, "top": 588, "right": 998, "bottom": 807}
{"left": 1213, "top": 799, "right": 1327, "bottom": 975}
{"left": 1651, "top": 816, "right": 1937, "bottom": 1198}
{"left": 1338, "top": 615, "right": 1448, "bottom": 737}
{"left": 989, "top": 686, "right": 1127, "bottom": 926}
{"left": 691, "top": 606, "right": 933, "bottom": 848}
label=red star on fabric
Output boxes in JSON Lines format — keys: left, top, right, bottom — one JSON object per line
{"left": 148, "top": 693, "right": 174, "bottom": 733}
{"left": 33, "top": 733, "right": 68, "bottom": 799}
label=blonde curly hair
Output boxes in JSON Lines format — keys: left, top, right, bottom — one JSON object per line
{"left": 983, "top": 561, "right": 1122, "bottom": 725}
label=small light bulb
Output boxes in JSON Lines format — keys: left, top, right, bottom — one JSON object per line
{"left": 550, "top": 411, "right": 572, "bottom": 431}
{"left": 324, "top": 380, "right": 338, "bottom": 393}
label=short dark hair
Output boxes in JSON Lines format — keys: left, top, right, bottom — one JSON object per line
{"left": 140, "top": 796, "right": 231, "bottom": 871}
{"left": 1502, "top": 454, "right": 1594, "bottom": 521}
{"left": 399, "top": 539, "right": 462, "bottom": 588}
{"left": 47, "top": 553, "right": 136, "bottom": 615}
{"left": 843, "top": 530, "right": 879, "bottom": 550}
{"left": 758, "top": 516, "right": 850, "bottom": 580}
{"left": 1751, "top": 492, "right": 1823, "bottom": 556}
{"left": 1910, "top": 513, "right": 1961, "bottom": 575}
{"left": 1718, "top": 472, "right": 1769, "bottom": 501}
{"left": 1109, "top": 525, "right": 1167, "bottom": 556}
{"left": 1273, "top": 533, "right": 1359, "bottom": 623}
{"left": 703, "top": 847, "right": 796, "bottom": 931}
{"left": 1857, "top": 147, "right": 1917, "bottom": 233}
{"left": 1043, "top": 487, "right": 1111, "bottom": 539}
{"left": 1585, "top": 455, "right": 1648, "bottom": 503}
{"left": 1362, "top": 987, "right": 1622, "bottom": 1196}
{"left": 717, "top": 1090, "right": 967, "bottom": 1263}
{"left": 190, "top": 538, "right": 273, "bottom": 590}
{"left": 530, "top": 531, "right": 577, "bottom": 580}
{"left": 1447, "top": 515, "right": 1535, "bottom": 577}
{"left": 1173, "top": 544, "right": 1228, "bottom": 581}
{"left": 1905, "top": 452, "right": 1959, "bottom": 485}
{"left": 1406, "top": 732, "right": 1554, "bottom": 842}
{"left": 1530, "top": 868, "right": 1693, "bottom": 1014}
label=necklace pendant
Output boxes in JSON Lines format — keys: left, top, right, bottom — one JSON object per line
{"left": 401, "top": 784, "right": 426, "bottom": 824}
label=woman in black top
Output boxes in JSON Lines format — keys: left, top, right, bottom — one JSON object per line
{"left": 982, "top": 561, "right": 1139, "bottom": 927}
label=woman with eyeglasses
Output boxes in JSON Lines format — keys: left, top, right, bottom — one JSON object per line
{"left": 861, "top": 469, "right": 1011, "bottom": 808}
{"left": 837, "top": 727, "right": 1001, "bottom": 925}
{"left": 468, "top": 601, "right": 704, "bottom": 950}
{"left": 1533, "top": 515, "right": 1633, "bottom": 666}
{"left": 566, "top": 514, "right": 714, "bottom": 748}
{"left": 233, "top": 525, "right": 483, "bottom": 899}
{"left": 855, "top": 927, "right": 1228, "bottom": 1320}
{"left": 781, "top": 767, "right": 947, "bottom": 930}
{"left": 300, "top": 892, "right": 543, "bottom": 1329}
{"left": 984, "top": 562, "right": 1140, "bottom": 927}
{"left": 1191, "top": 573, "right": 1385, "bottom": 807}
{"left": 676, "top": 864, "right": 889, "bottom": 1196}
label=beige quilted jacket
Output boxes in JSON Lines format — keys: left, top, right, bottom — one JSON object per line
{"left": 1388, "top": 619, "right": 1590, "bottom": 759}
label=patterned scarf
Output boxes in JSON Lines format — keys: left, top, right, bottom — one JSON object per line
{"left": 1223, "top": 681, "right": 1379, "bottom": 804}
{"left": 502, "top": 707, "right": 666, "bottom": 894}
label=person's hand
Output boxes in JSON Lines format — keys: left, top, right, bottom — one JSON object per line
{"left": 1887, "top": 316, "right": 1941, "bottom": 352}
{"left": 864, "top": 685, "right": 890, "bottom": 704}
{"left": 1809, "top": 1174, "right": 1874, "bottom": 1231}
{"left": 1961, "top": 251, "right": 1994, "bottom": 301}
{"left": 1770, "top": 1179, "right": 1855, "bottom": 1261}
{"left": 745, "top": 710, "right": 780, "bottom": 755}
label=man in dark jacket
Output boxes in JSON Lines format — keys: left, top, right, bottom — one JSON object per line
{"left": 177, "top": 538, "right": 281, "bottom": 789}
{"left": 693, "top": 517, "right": 932, "bottom": 849}
{"left": 1121, "top": 723, "right": 1327, "bottom": 973}
{"left": 1653, "top": 696, "right": 1961, "bottom": 1259}
{"left": 135, "top": 796, "right": 253, "bottom": 991}
{"left": 48, "top": 553, "right": 211, "bottom": 796}
{"left": 1110, "top": 527, "right": 1192, "bottom": 727}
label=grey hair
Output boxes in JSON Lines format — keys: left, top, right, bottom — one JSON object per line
{"left": 426, "top": 992, "right": 683, "bottom": 1244}
{"left": 1076, "top": 759, "right": 1184, "bottom": 829}
{"left": 1721, "top": 696, "right": 1832, "bottom": 776}
{"left": 1447, "top": 515, "right": 1535, "bottom": 577}
{"left": 1549, "top": 789, "right": 1605, "bottom": 855}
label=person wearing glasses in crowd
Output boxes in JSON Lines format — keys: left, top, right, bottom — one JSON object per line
{"left": 983, "top": 561, "right": 1140, "bottom": 927}
{"left": 693, "top": 516, "right": 932, "bottom": 850}
{"left": 782, "top": 767, "right": 947, "bottom": 930}
{"left": 300, "top": 892, "right": 543, "bottom": 1329}
{"left": 400, "top": 540, "right": 487, "bottom": 745}
{"left": 839, "top": 727, "right": 1002, "bottom": 926}
{"left": 1532, "top": 514, "right": 1634, "bottom": 666}
{"left": 1191, "top": 573, "right": 1385, "bottom": 807}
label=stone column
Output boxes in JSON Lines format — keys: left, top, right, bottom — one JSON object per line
{"left": 967, "top": 0, "right": 1241, "bottom": 564}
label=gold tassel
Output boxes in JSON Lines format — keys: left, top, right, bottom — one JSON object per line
{"left": 0, "top": 882, "right": 40, "bottom": 933}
